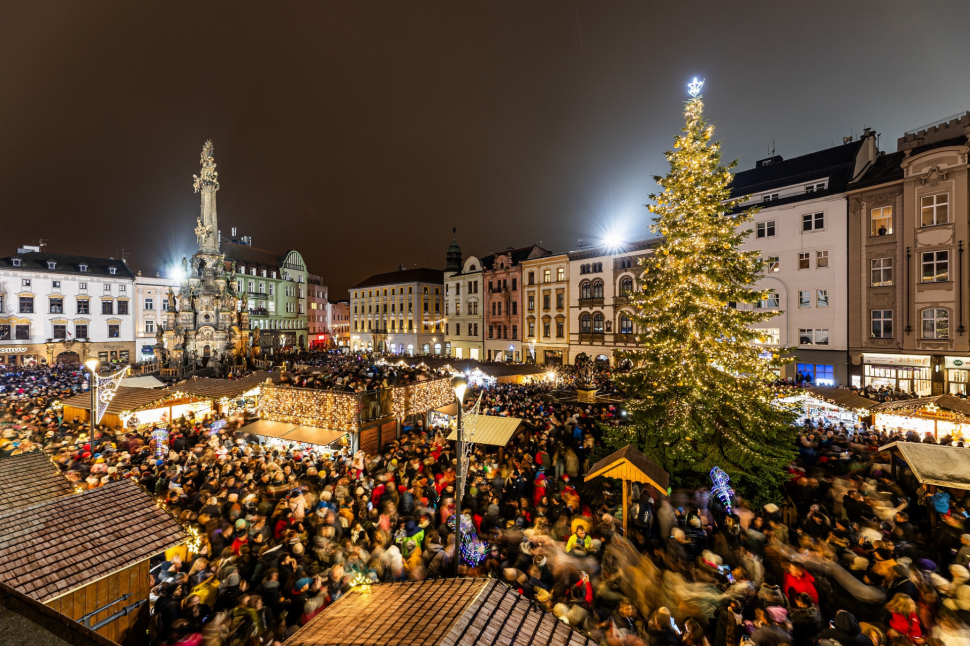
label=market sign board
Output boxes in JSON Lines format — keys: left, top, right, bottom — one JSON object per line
{"left": 862, "top": 353, "right": 931, "bottom": 368}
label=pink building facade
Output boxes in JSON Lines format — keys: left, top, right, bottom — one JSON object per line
{"left": 483, "top": 245, "right": 550, "bottom": 362}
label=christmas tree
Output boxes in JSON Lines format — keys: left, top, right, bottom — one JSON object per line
{"left": 611, "top": 80, "right": 797, "bottom": 500}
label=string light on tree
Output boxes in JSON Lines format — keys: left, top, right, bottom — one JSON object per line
{"left": 609, "top": 77, "right": 798, "bottom": 501}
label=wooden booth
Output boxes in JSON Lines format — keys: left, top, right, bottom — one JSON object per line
{"left": 0, "top": 479, "right": 186, "bottom": 645}
{"left": 871, "top": 395, "right": 970, "bottom": 441}
{"left": 879, "top": 441, "right": 970, "bottom": 491}
{"left": 586, "top": 445, "right": 670, "bottom": 535}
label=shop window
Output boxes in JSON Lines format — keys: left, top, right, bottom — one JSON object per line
{"left": 796, "top": 363, "right": 835, "bottom": 386}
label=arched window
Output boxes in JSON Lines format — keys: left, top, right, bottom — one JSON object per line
{"left": 580, "top": 281, "right": 592, "bottom": 299}
{"left": 619, "top": 276, "right": 633, "bottom": 296}
{"left": 592, "top": 280, "right": 604, "bottom": 299}
{"left": 922, "top": 308, "right": 949, "bottom": 339}
{"left": 580, "top": 313, "right": 592, "bottom": 334}
{"left": 620, "top": 313, "right": 633, "bottom": 334}
{"left": 592, "top": 313, "right": 604, "bottom": 333}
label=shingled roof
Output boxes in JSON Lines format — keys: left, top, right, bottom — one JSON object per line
{"left": 172, "top": 371, "right": 279, "bottom": 399}
{"left": 60, "top": 385, "right": 196, "bottom": 414}
{"left": 352, "top": 267, "right": 444, "bottom": 289}
{"left": 0, "top": 479, "right": 186, "bottom": 602}
{"left": 0, "top": 453, "right": 73, "bottom": 513}
{"left": 286, "top": 578, "right": 592, "bottom": 646}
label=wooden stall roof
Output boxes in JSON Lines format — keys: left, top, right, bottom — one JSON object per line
{"left": 60, "top": 385, "right": 182, "bottom": 414}
{"left": 446, "top": 415, "right": 524, "bottom": 446}
{"left": 436, "top": 403, "right": 459, "bottom": 416}
{"left": 872, "top": 394, "right": 970, "bottom": 418}
{"left": 0, "top": 452, "right": 73, "bottom": 513}
{"left": 119, "top": 375, "right": 167, "bottom": 389}
{"left": 172, "top": 371, "right": 280, "bottom": 399}
{"left": 0, "top": 479, "right": 186, "bottom": 603}
{"left": 804, "top": 386, "right": 879, "bottom": 411}
{"left": 586, "top": 444, "right": 670, "bottom": 495}
{"left": 0, "top": 580, "right": 118, "bottom": 646}
{"left": 285, "top": 578, "right": 592, "bottom": 646}
{"left": 878, "top": 441, "right": 970, "bottom": 489}
{"left": 396, "top": 356, "right": 548, "bottom": 379}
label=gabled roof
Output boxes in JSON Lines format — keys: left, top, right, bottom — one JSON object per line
{"left": 353, "top": 268, "right": 444, "bottom": 289}
{"left": 172, "top": 371, "right": 279, "bottom": 399}
{"left": 0, "top": 453, "right": 73, "bottom": 513}
{"left": 586, "top": 444, "right": 670, "bottom": 495}
{"left": 446, "top": 415, "right": 524, "bottom": 446}
{"left": 730, "top": 140, "right": 863, "bottom": 200}
{"left": 60, "top": 385, "right": 193, "bottom": 415}
{"left": 804, "top": 386, "right": 878, "bottom": 412}
{"left": 0, "top": 252, "right": 135, "bottom": 279}
{"left": 0, "top": 479, "right": 186, "bottom": 602}
{"left": 285, "top": 578, "right": 592, "bottom": 646}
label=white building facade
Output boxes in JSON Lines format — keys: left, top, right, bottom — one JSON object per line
{"left": 732, "top": 139, "right": 874, "bottom": 386}
{"left": 444, "top": 255, "right": 485, "bottom": 360}
{"left": 134, "top": 273, "right": 180, "bottom": 362}
{"left": 0, "top": 249, "right": 136, "bottom": 366}
{"left": 350, "top": 267, "right": 445, "bottom": 355}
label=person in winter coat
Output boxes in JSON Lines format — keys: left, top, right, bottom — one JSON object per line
{"left": 817, "top": 610, "right": 875, "bottom": 646}
{"left": 783, "top": 561, "right": 819, "bottom": 605}
{"left": 885, "top": 593, "right": 922, "bottom": 642}
{"left": 789, "top": 592, "right": 822, "bottom": 646}
{"left": 714, "top": 599, "right": 744, "bottom": 646}
{"left": 565, "top": 526, "right": 592, "bottom": 555}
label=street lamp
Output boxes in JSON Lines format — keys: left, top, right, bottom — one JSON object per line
{"left": 452, "top": 375, "right": 467, "bottom": 578}
{"left": 84, "top": 359, "right": 99, "bottom": 430}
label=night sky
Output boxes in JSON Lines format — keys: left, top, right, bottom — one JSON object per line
{"left": 3, "top": 3, "right": 969, "bottom": 298}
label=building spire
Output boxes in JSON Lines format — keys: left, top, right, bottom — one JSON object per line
{"left": 192, "top": 140, "right": 220, "bottom": 253}
{"left": 445, "top": 227, "right": 463, "bottom": 272}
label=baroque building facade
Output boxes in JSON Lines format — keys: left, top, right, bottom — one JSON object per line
{"left": 483, "top": 245, "right": 550, "bottom": 362}
{"left": 162, "top": 141, "right": 250, "bottom": 370}
{"left": 443, "top": 232, "right": 485, "bottom": 361}
{"left": 134, "top": 272, "right": 179, "bottom": 362}
{"left": 350, "top": 267, "right": 444, "bottom": 355}
{"left": 0, "top": 247, "right": 136, "bottom": 366}
{"left": 847, "top": 115, "right": 970, "bottom": 395}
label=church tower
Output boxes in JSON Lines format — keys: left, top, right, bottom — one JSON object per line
{"left": 445, "top": 227, "right": 463, "bottom": 272}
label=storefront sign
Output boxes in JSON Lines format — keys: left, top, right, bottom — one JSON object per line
{"left": 946, "top": 357, "right": 970, "bottom": 369}
{"left": 862, "top": 353, "right": 931, "bottom": 368}
{"left": 0, "top": 347, "right": 27, "bottom": 354}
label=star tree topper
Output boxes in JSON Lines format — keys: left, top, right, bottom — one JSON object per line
{"left": 688, "top": 77, "right": 704, "bottom": 98}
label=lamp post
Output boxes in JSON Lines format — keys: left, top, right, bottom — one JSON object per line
{"left": 452, "top": 375, "right": 467, "bottom": 578}
{"left": 84, "top": 358, "right": 99, "bottom": 430}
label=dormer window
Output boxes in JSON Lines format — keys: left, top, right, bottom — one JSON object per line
{"left": 108, "top": 267, "right": 117, "bottom": 275}
{"left": 79, "top": 263, "right": 88, "bottom": 272}
{"left": 47, "top": 261, "right": 56, "bottom": 270}
{"left": 11, "top": 258, "right": 21, "bottom": 267}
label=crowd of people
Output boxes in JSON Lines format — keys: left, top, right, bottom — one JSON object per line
{"left": 3, "top": 354, "right": 970, "bottom": 646}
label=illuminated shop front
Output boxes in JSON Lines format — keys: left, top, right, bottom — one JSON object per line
{"left": 946, "top": 357, "right": 970, "bottom": 395}
{"left": 872, "top": 396, "right": 970, "bottom": 440}
{"left": 861, "top": 353, "right": 932, "bottom": 396}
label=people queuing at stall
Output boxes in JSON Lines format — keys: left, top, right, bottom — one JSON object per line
{"left": 3, "top": 356, "right": 970, "bottom": 646}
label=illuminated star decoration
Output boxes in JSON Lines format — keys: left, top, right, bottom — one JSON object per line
{"left": 709, "top": 467, "right": 734, "bottom": 514}
{"left": 688, "top": 77, "right": 704, "bottom": 98}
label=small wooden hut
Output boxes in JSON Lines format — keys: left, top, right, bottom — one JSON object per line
{"left": 586, "top": 445, "right": 670, "bottom": 535}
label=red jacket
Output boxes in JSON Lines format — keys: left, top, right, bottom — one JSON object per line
{"left": 889, "top": 612, "right": 922, "bottom": 640}
{"left": 782, "top": 569, "right": 819, "bottom": 605}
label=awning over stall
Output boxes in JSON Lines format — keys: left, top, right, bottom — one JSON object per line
{"left": 282, "top": 426, "right": 345, "bottom": 447}
{"left": 446, "top": 414, "right": 524, "bottom": 446}
{"left": 879, "top": 441, "right": 970, "bottom": 489}
{"left": 805, "top": 386, "right": 878, "bottom": 412}
{"left": 243, "top": 420, "right": 299, "bottom": 438}
{"left": 434, "top": 403, "right": 458, "bottom": 416}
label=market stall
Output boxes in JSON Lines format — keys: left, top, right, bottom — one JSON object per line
{"left": 871, "top": 395, "right": 970, "bottom": 440}
{"left": 782, "top": 386, "right": 877, "bottom": 426}
{"left": 173, "top": 371, "right": 279, "bottom": 416}
{"left": 60, "top": 386, "right": 210, "bottom": 430}
{"left": 240, "top": 419, "right": 348, "bottom": 454}
{"left": 879, "top": 441, "right": 970, "bottom": 490}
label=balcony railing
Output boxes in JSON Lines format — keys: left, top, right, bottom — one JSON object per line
{"left": 579, "top": 332, "right": 605, "bottom": 343}
{"left": 578, "top": 298, "right": 604, "bottom": 308}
